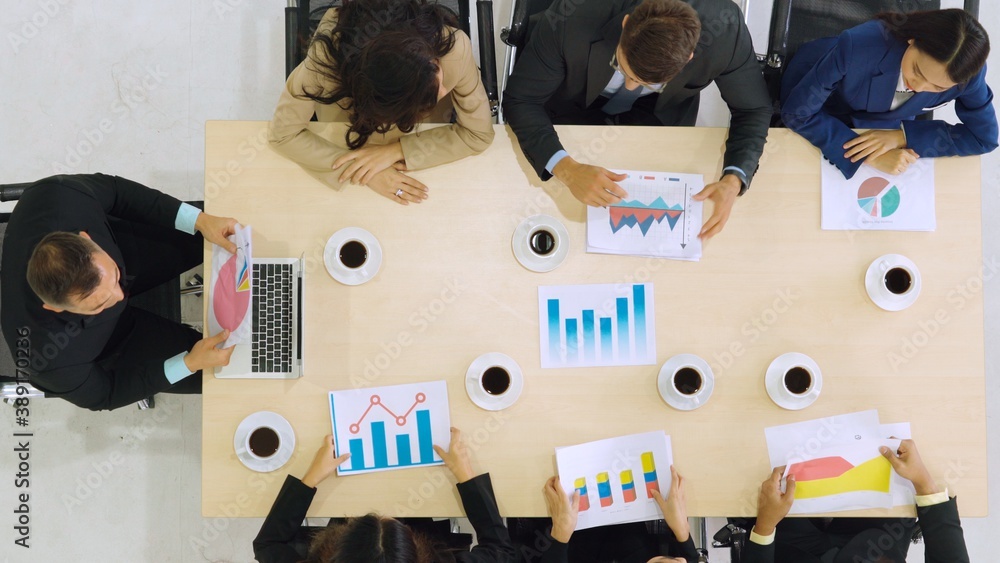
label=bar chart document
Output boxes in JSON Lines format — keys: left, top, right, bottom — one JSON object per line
{"left": 538, "top": 283, "right": 656, "bottom": 368}
{"left": 556, "top": 431, "right": 673, "bottom": 530}
{"left": 821, "top": 159, "right": 935, "bottom": 231}
{"left": 586, "top": 170, "right": 703, "bottom": 261}
{"left": 329, "top": 381, "right": 450, "bottom": 476}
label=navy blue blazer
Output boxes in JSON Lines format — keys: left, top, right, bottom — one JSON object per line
{"left": 781, "top": 20, "right": 998, "bottom": 178}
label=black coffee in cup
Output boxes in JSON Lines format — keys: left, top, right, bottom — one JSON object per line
{"left": 784, "top": 367, "right": 812, "bottom": 395}
{"left": 339, "top": 240, "right": 368, "bottom": 269}
{"left": 248, "top": 427, "right": 280, "bottom": 458}
{"left": 529, "top": 230, "right": 556, "bottom": 256}
{"left": 674, "top": 367, "right": 702, "bottom": 395}
{"left": 482, "top": 366, "right": 511, "bottom": 395}
{"left": 884, "top": 267, "right": 912, "bottom": 295}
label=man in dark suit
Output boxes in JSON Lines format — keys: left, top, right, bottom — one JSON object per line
{"left": 744, "top": 440, "right": 970, "bottom": 562}
{"left": 1, "top": 174, "right": 237, "bottom": 411}
{"left": 503, "top": 0, "right": 770, "bottom": 239}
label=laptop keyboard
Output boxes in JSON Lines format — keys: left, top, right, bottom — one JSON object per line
{"left": 251, "top": 263, "right": 294, "bottom": 373}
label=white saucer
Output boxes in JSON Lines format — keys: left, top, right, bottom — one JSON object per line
{"left": 324, "top": 227, "right": 383, "bottom": 285}
{"left": 765, "top": 353, "right": 823, "bottom": 411}
{"left": 465, "top": 352, "right": 524, "bottom": 411}
{"left": 512, "top": 215, "right": 569, "bottom": 273}
{"left": 865, "top": 254, "right": 921, "bottom": 312}
{"left": 657, "top": 354, "right": 715, "bottom": 411}
{"left": 233, "top": 411, "right": 296, "bottom": 473}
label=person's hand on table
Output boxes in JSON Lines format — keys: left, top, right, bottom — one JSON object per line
{"left": 652, "top": 465, "right": 690, "bottom": 542}
{"left": 434, "top": 427, "right": 475, "bottom": 483}
{"left": 844, "top": 129, "right": 906, "bottom": 163}
{"left": 753, "top": 467, "right": 796, "bottom": 537}
{"left": 183, "top": 330, "right": 236, "bottom": 373}
{"left": 301, "top": 435, "right": 351, "bottom": 488}
{"left": 366, "top": 167, "right": 429, "bottom": 205}
{"left": 332, "top": 141, "right": 405, "bottom": 185}
{"left": 866, "top": 149, "right": 919, "bottom": 175}
{"left": 552, "top": 157, "right": 628, "bottom": 207}
{"left": 542, "top": 476, "right": 580, "bottom": 544}
{"left": 693, "top": 174, "right": 741, "bottom": 240}
{"left": 195, "top": 212, "right": 239, "bottom": 253}
{"left": 881, "top": 439, "right": 941, "bottom": 496}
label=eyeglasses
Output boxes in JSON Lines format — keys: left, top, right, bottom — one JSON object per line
{"left": 610, "top": 49, "right": 667, "bottom": 94}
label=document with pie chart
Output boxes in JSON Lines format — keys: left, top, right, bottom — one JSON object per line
{"left": 207, "top": 224, "right": 253, "bottom": 348}
{"left": 821, "top": 159, "right": 935, "bottom": 231}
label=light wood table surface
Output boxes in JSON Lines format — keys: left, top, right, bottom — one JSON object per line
{"left": 202, "top": 122, "right": 986, "bottom": 518}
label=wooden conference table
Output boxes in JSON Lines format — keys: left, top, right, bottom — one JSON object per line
{"left": 202, "top": 122, "right": 986, "bottom": 519}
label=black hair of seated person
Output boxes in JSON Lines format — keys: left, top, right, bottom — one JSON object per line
{"left": 307, "top": 514, "right": 457, "bottom": 563}
{"left": 875, "top": 8, "right": 990, "bottom": 85}
{"left": 27, "top": 232, "right": 102, "bottom": 307}
{"left": 302, "top": 0, "right": 458, "bottom": 150}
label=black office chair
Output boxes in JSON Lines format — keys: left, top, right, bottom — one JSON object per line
{"left": 284, "top": 0, "right": 499, "bottom": 117}
{"left": 497, "top": 0, "right": 553, "bottom": 122}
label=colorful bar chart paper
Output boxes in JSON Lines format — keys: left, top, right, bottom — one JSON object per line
{"left": 329, "top": 381, "right": 450, "bottom": 475}
{"left": 556, "top": 431, "right": 673, "bottom": 530}
{"left": 538, "top": 283, "right": 656, "bottom": 368}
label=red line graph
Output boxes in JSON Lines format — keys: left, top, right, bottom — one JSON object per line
{"left": 349, "top": 393, "right": 426, "bottom": 434}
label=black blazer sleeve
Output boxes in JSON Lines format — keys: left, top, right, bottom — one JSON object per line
{"left": 455, "top": 473, "right": 519, "bottom": 562}
{"left": 69, "top": 173, "right": 184, "bottom": 229}
{"left": 918, "top": 497, "right": 970, "bottom": 563}
{"left": 36, "top": 350, "right": 184, "bottom": 411}
{"left": 710, "top": 8, "right": 771, "bottom": 189}
{"left": 535, "top": 537, "right": 569, "bottom": 563}
{"left": 501, "top": 11, "right": 570, "bottom": 181}
{"left": 253, "top": 475, "right": 316, "bottom": 563}
{"left": 739, "top": 537, "right": 775, "bottom": 563}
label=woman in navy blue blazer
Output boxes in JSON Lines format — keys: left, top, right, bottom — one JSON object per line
{"left": 781, "top": 9, "right": 996, "bottom": 179}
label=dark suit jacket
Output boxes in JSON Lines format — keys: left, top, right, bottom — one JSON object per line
{"left": 536, "top": 523, "right": 699, "bottom": 563}
{"left": 741, "top": 497, "right": 970, "bottom": 563}
{"left": 0, "top": 174, "right": 184, "bottom": 410}
{"left": 253, "top": 473, "right": 519, "bottom": 563}
{"left": 781, "top": 20, "right": 998, "bottom": 179}
{"left": 502, "top": 0, "right": 771, "bottom": 188}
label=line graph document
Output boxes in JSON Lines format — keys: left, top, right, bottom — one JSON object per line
{"left": 587, "top": 170, "right": 704, "bottom": 261}
{"left": 329, "top": 381, "right": 450, "bottom": 476}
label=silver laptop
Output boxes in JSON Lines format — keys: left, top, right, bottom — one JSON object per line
{"left": 215, "top": 256, "right": 305, "bottom": 379}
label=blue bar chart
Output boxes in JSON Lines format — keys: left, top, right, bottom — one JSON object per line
{"left": 538, "top": 283, "right": 656, "bottom": 368}
{"left": 330, "top": 381, "right": 451, "bottom": 475}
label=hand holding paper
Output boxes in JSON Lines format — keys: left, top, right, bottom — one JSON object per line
{"left": 880, "top": 439, "right": 940, "bottom": 496}
{"left": 754, "top": 467, "right": 795, "bottom": 536}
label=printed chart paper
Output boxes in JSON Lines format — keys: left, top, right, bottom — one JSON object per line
{"left": 556, "top": 431, "right": 673, "bottom": 530}
{"left": 329, "top": 381, "right": 450, "bottom": 476}
{"left": 821, "top": 159, "right": 935, "bottom": 231}
{"left": 538, "top": 283, "right": 656, "bottom": 368}
{"left": 207, "top": 224, "right": 253, "bottom": 347}
{"left": 587, "top": 170, "right": 704, "bottom": 261}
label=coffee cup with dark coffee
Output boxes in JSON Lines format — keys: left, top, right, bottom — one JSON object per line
{"left": 883, "top": 267, "right": 912, "bottom": 296}
{"left": 481, "top": 366, "right": 512, "bottom": 396}
{"left": 528, "top": 228, "right": 556, "bottom": 257}
{"left": 246, "top": 426, "right": 281, "bottom": 460}
{"left": 338, "top": 239, "right": 368, "bottom": 270}
{"left": 672, "top": 366, "right": 703, "bottom": 396}
{"left": 783, "top": 366, "right": 813, "bottom": 396}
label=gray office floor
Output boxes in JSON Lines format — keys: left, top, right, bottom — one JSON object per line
{"left": 0, "top": 1, "right": 996, "bottom": 561}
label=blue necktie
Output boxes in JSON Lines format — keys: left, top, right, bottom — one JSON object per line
{"left": 602, "top": 85, "right": 643, "bottom": 115}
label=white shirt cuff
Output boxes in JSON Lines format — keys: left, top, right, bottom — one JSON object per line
{"left": 749, "top": 527, "right": 775, "bottom": 545}
{"left": 164, "top": 352, "right": 195, "bottom": 384}
{"left": 545, "top": 150, "right": 569, "bottom": 174}
{"left": 915, "top": 488, "right": 950, "bottom": 507}
{"left": 175, "top": 203, "right": 201, "bottom": 235}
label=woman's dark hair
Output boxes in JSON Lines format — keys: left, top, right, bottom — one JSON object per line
{"left": 307, "top": 514, "right": 457, "bottom": 563}
{"left": 876, "top": 9, "right": 990, "bottom": 85}
{"left": 304, "top": 0, "right": 458, "bottom": 149}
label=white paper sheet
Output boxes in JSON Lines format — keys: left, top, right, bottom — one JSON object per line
{"left": 556, "top": 431, "right": 673, "bottom": 530}
{"left": 765, "top": 410, "right": 883, "bottom": 468}
{"left": 207, "top": 224, "right": 253, "bottom": 347}
{"left": 538, "top": 283, "right": 656, "bottom": 368}
{"left": 881, "top": 422, "right": 916, "bottom": 507}
{"left": 329, "top": 381, "right": 450, "bottom": 476}
{"left": 780, "top": 439, "right": 900, "bottom": 514}
{"left": 821, "top": 159, "right": 935, "bottom": 231}
{"left": 587, "top": 170, "right": 703, "bottom": 261}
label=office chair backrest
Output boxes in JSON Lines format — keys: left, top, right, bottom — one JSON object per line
{"left": 501, "top": 0, "right": 554, "bottom": 55}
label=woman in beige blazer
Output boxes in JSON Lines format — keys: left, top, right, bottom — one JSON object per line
{"left": 268, "top": 0, "right": 495, "bottom": 205}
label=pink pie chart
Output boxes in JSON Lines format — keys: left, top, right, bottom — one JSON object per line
{"left": 213, "top": 255, "right": 251, "bottom": 331}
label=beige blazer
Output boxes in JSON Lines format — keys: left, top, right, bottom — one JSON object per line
{"left": 268, "top": 8, "right": 494, "bottom": 187}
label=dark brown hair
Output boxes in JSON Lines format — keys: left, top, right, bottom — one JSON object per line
{"left": 307, "top": 514, "right": 456, "bottom": 563}
{"left": 27, "top": 232, "right": 102, "bottom": 306}
{"left": 303, "top": 0, "right": 458, "bottom": 149}
{"left": 619, "top": 0, "right": 701, "bottom": 84}
{"left": 877, "top": 9, "right": 990, "bottom": 85}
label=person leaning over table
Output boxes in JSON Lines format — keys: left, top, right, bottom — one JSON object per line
{"left": 502, "top": 0, "right": 771, "bottom": 240}
{"left": 268, "top": 0, "right": 494, "bottom": 206}
{"left": 253, "top": 429, "right": 518, "bottom": 563}
{"left": 532, "top": 466, "right": 698, "bottom": 563}
{"left": 743, "top": 440, "right": 970, "bottom": 563}
{"left": 781, "top": 9, "right": 997, "bottom": 179}
{"left": 0, "top": 174, "right": 238, "bottom": 411}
